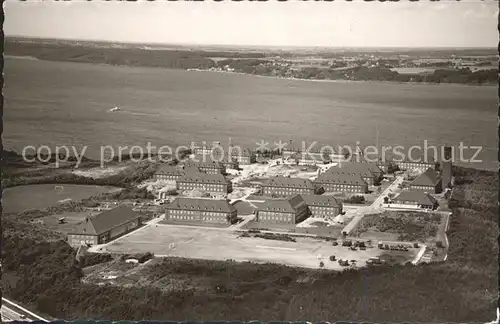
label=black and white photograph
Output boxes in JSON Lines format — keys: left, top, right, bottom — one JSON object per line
{"left": 1, "top": 0, "right": 498, "bottom": 323}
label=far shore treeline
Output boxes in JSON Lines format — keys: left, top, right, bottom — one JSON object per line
{"left": 5, "top": 38, "right": 497, "bottom": 85}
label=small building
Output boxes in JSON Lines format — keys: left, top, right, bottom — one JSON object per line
{"left": 177, "top": 172, "right": 232, "bottom": 194}
{"left": 165, "top": 197, "right": 237, "bottom": 224}
{"left": 390, "top": 190, "right": 439, "bottom": 210}
{"left": 261, "top": 176, "right": 316, "bottom": 197}
{"left": 301, "top": 194, "right": 343, "bottom": 218}
{"left": 255, "top": 194, "right": 309, "bottom": 224}
{"left": 67, "top": 206, "right": 141, "bottom": 247}
{"left": 409, "top": 168, "right": 442, "bottom": 194}
{"left": 183, "top": 159, "right": 226, "bottom": 175}
{"left": 314, "top": 171, "right": 368, "bottom": 194}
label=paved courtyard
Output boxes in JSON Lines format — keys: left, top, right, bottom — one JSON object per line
{"left": 103, "top": 224, "right": 408, "bottom": 270}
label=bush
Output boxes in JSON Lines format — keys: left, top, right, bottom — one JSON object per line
{"left": 436, "top": 241, "right": 444, "bottom": 248}
{"left": 319, "top": 261, "right": 325, "bottom": 268}
{"left": 345, "top": 195, "right": 366, "bottom": 204}
{"left": 80, "top": 253, "right": 113, "bottom": 268}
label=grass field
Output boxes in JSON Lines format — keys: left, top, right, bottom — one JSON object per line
{"left": 2, "top": 184, "right": 121, "bottom": 213}
{"left": 104, "top": 224, "right": 416, "bottom": 270}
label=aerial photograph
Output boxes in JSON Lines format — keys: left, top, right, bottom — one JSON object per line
{"left": 1, "top": 1, "right": 498, "bottom": 323}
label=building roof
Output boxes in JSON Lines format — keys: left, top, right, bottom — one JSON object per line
{"left": 73, "top": 206, "right": 140, "bottom": 235}
{"left": 300, "top": 194, "right": 342, "bottom": 208}
{"left": 155, "top": 164, "right": 184, "bottom": 176}
{"left": 263, "top": 176, "right": 315, "bottom": 189}
{"left": 332, "top": 162, "right": 377, "bottom": 178}
{"left": 257, "top": 194, "right": 306, "bottom": 213}
{"left": 393, "top": 190, "right": 437, "bottom": 206}
{"left": 315, "top": 170, "right": 368, "bottom": 186}
{"left": 166, "top": 198, "right": 236, "bottom": 213}
{"left": 184, "top": 159, "right": 225, "bottom": 169}
{"left": 283, "top": 144, "right": 337, "bottom": 154}
{"left": 411, "top": 168, "right": 441, "bottom": 187}
{"left": 230, "top": 148, "right": 255, "bottom": 157}
{"left": 178, "top": 172, "right": 229, "bottom": 184}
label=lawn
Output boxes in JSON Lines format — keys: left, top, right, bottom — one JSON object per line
{"left": 2, "top": 184, "right": 121, "bottom": 214}
{"left": 351, "top": 210, "right": 442, "bottom": 243}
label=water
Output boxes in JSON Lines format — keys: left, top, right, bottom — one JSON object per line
{"left": 3, "top": 58, "right": 497, "bottom": 170}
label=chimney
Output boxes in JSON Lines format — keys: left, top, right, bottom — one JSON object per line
{"left": 442, "top": 146, "right": 452, "bottom": 189}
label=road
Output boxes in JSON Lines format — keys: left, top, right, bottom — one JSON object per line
{"left": 1, "top": 298, "right": 49, "bottom": 322}
{"left": 341, "top": 176, "right": 405, "bottom": 235}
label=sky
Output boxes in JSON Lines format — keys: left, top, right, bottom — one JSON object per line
{"left": 4, "top": 1, "right": 499, "bottom": 48}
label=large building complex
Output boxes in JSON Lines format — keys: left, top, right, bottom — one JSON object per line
{"left": 314, "top": 171, "right": 369, "bottom": 193}
{"left": 193, "top": 152, "right": 238, "bottom": 170}
{"left": 164, "top": 198, "right": 237, "bottom": 224}
{"left": 153, "top": 164, "right": 186, "bottom": 181}
{"left": 261, "top": 176, "right": 315, "bottom": 197}
{"left": 184, "top": 159, "right": 226, "bottom": 175}
{"left": 255, "top": 194, "right": 309, "bottom": 224}
{"left": 67, "top": 206, "right": 141, "bottom": 247}
{"left": 329, "top": 162, "right": 383, "bottom": 185}
{"left": 409, "top": 168, "right": 442, "bottom": 194}
{"left": 394, "top": 155, "right": 436, "bottom": 171}
{"left": 177, "top": 172, "right": 232, "bottom": 194}
{"left": 231, "top": 148, "right": 257, "bottom": 165}
{"left": 390, "top": 190, "right": 439, "bottom": 210}
{"left": 301, "top": 194, "right": 343, "bottom": 219}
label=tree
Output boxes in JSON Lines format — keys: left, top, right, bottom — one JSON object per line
{"left": 383, "top": 196, "right": 389, "bottom": 204}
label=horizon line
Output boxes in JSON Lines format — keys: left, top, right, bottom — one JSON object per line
{"left": 5, "top": 35, "right": 497, "bottom": 51}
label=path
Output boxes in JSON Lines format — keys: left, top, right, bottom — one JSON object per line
{"left": 341, "top": 176, "right": 405, "bottom": 235}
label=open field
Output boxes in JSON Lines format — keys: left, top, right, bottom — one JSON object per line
{"left": 242, "top": 220, "right": 345, "bottom": 236}
{"left": 103, "top": 224, "right": 416, "bottom": 270}
{"left": 351, "top": 210, "right": 442, "bottom": 243}
{"left": 72, "top": 166, "right": 129, "bottom": 178}
{"left": 2, "top": 184, "right": 121, "bottom": 214}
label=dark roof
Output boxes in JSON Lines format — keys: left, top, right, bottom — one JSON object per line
{"left": 74, "top": 206, "right": 140, "bottom": 235}
{"left": 155, "top": 164, "right": 185, "bottom": 176}
{"left": 332, "top": 162, "right": 376, "bottom": 178}
{"left": 301, "top": 194, "right": 341, "bottom": 207}
{"left": 283, "top": 144, "right": 336, "bottom": 154}
{"left": 257, "top": 194, "right": 306, "bottom": 213}
{"left": 230, "top": 148, "right": 255, "bottom": 157}
{"left": 184, "top": 159, "right": 225, "bottom": 169}
{"left": 178, "top": 172, "right": 229, "bottom": 184}
{"left": 393, "top": 190, "right": 437, "bottom": 206}
{"left": 315, "top": 171, "right": 368, "bottom": 186}
{"left": 411, "top": 168, "right": 441, "bottom": 186}
{"left": 263, "top": 176, "right": 315, "bottom": 189}
{"left": 166, "top": 198, "right": 236, "bottom": 213}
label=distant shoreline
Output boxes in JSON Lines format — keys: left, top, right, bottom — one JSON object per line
{"left": 5, "top": 55, "right": 496, "bottom": 87}
{"left": 184, "top": 68, "right": 497, "bottom": 87}
{"left": 5, "top": 55, "right": 39, "bottom": 61}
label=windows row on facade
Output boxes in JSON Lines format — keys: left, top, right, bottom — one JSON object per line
{"left": 257, "top": 212, "right": 295, "bottom": 223}
{"left": 168, "top": 210, "right": 228, "bottom": 217}
{"left": 168, "top": 214, "right": 227, "bottom": 223}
